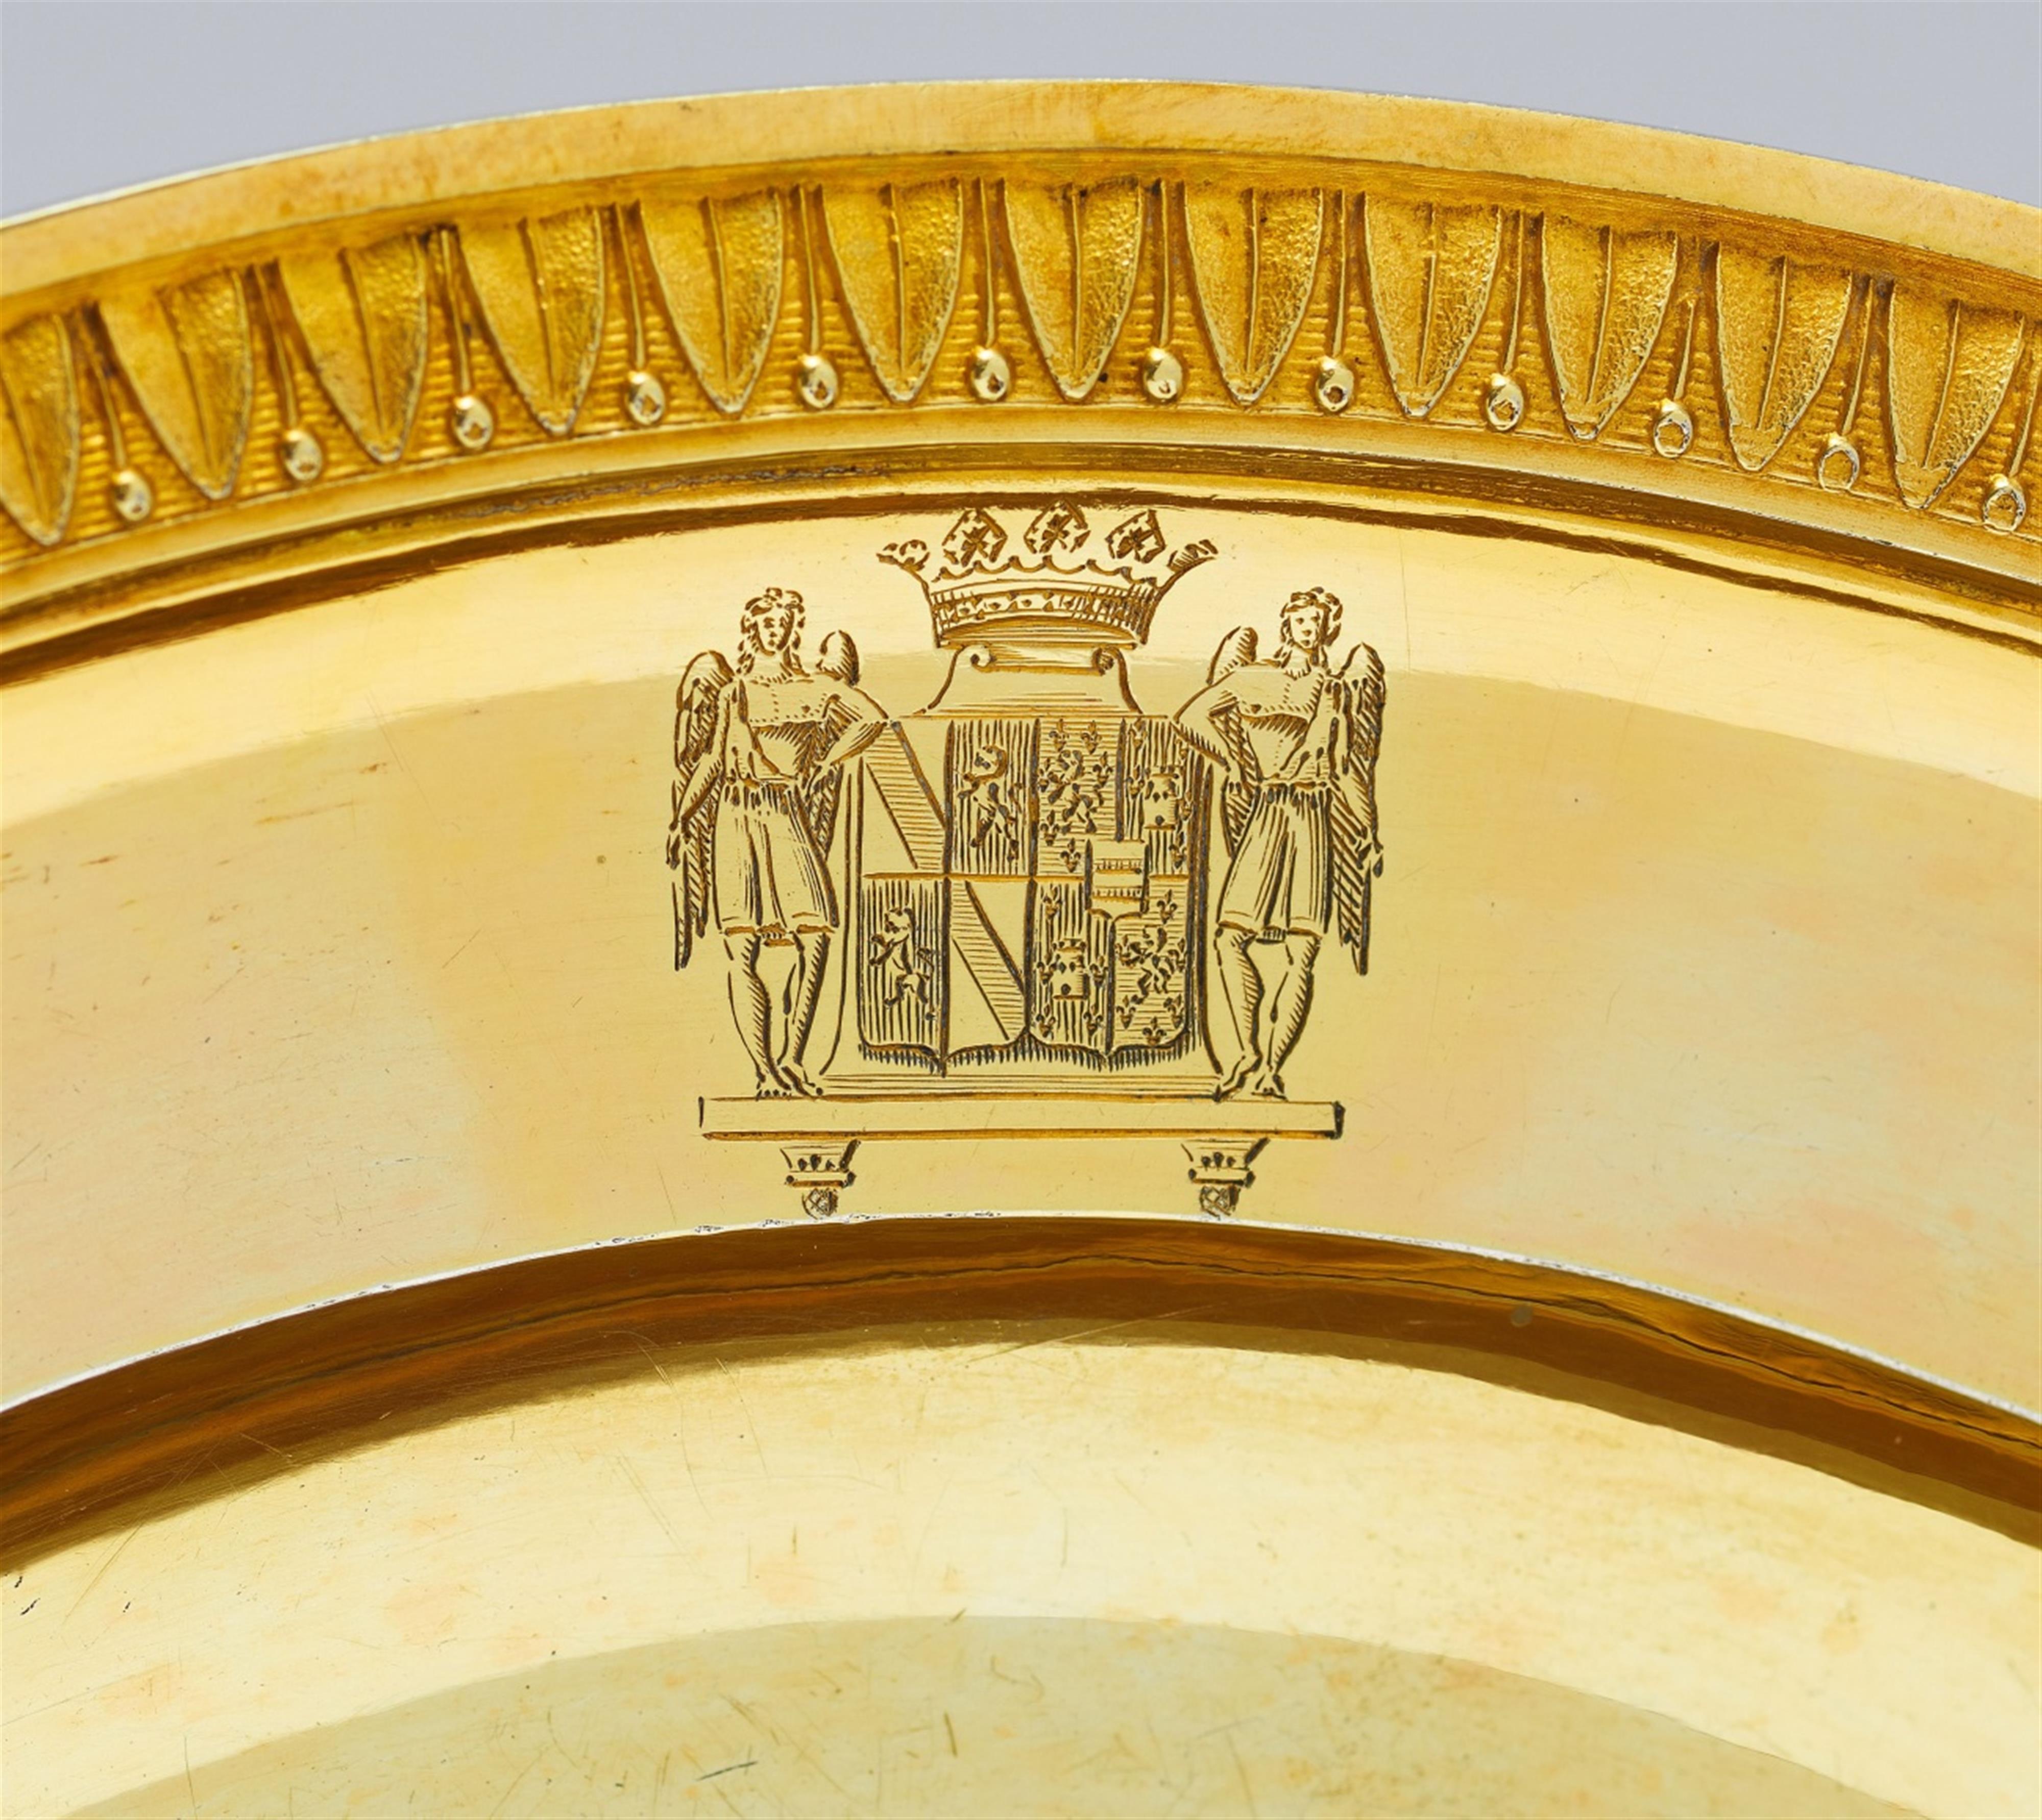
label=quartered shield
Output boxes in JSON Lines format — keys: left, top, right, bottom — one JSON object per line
{"left": 841, "top": 711, "right": 1210, "bottom": 1078}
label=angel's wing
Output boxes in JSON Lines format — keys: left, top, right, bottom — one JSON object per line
{"left": 801, "top": 630, "right": 861, "bottom": 860}
{"left": 669, "top": 649, "right": 734, "bottom": 969}
{"left": 1206, "top": 626, "right": 1258, "bottom": 857}
{"left": 815, "top": 629, "right": 858, "bottom": 685}
{"left": 1329, "top": 641, "right": 1387, "bottom": 975}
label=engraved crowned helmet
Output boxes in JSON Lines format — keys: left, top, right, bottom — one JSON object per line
{"left": 879, "top": 502, "right": 1216, "bottom": 649}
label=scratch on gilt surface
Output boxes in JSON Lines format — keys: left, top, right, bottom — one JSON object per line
{"left": 616, "top": 1456, "right": 682, "bottom": 1552}
{"left": 987, "top": 1656, "right": 1046, "bottom": 1700}
{"left": 1613, "top": 629, "right": 1670, "bottom": 772}
{"left": 609, "top": 1331, "right": 679, "bottom": 1395}
{"left": 546, "top": 1707, "right": 600, "bottom": 1787}
{"left": 1227, "top": 1727, "right": 1259, "bottom": 1816}
{"left": 255, "top": 802, "right": 356, "bottom": 826}
{"left": 202, "top": 961, "right": 246, "bottom": 1002}
{"left": 964, "top": 1309, "right": 1208, "bottom": 1365}
{"left": 670, "top": 1407, "right": 714, "bottom": 1519}
{"left": 757, "top": 1692, "right": 855, "bottom": 1803}
{"left": 1113, "top": 1469, "right": 1193, "bottom": 1558}
{"left": 910, "top": 1478, "right": 957, "bottom": 1578}
{"left": 483, "top": 1743, "right": 548, "bottom": 1819}
{"left": 63, "top": 1523, "right": 144, "bottom": 1622}
{"left": 696, "top": 1758, "right": 758, "bottom": 1781}
{"left": 367, "top": 696, "right": 445, "bottom": 827}
{"left": 715, "top": 1357, "right": 773, "bottom": 1477}
{"left": 1395, "top": 528, "right": 1413, "bottom": 669}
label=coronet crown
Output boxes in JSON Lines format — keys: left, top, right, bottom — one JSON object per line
{"left": 879, "top": 502, "right": 1216, "bottom": 648}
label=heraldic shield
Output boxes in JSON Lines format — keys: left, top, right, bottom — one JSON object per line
{"left": 829, "top": 711, "right": 1213, "bottom": 1086}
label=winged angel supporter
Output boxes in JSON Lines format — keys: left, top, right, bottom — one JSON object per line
{"left": 1174, "top": 587, "right": 1386, "bottom": 1098}
{"left": 667, "top": 588, "right": 887, "bottom": 1096}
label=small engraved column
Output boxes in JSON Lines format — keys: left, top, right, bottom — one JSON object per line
{"left": 780, "top": 1141, "right": 859, "bottom": 1219}
{"left": 1182, "top": 1137, "right": 1269, "bottom": 1218}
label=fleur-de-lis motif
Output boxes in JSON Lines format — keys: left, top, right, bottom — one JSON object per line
{"left": 1026, "top": 501, "right": 1089, "bottom": 556}
{"left": 942, "top": 506, "right": 1007, "bottom": 570}
{"left": 1106, "top": 509, "right": 1166, "bottom": 564}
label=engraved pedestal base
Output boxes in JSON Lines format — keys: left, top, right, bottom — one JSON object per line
{"left": 702, "top": 1097, "right": 1341, "bottom": 1217}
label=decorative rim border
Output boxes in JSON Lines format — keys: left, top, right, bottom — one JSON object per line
{"left": 2, "top": 84, "right": 2038, "bottom": 676}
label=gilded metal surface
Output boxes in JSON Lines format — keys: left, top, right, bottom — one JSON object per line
{"left": 3, "top": 85, "right": 2037, "bottom": 1820}
{"left": 20, "top": 1315, "right": 2031, "bottom": 1818}
{"left": 2, "top": 78, "right": 2035, "bottom": 1378}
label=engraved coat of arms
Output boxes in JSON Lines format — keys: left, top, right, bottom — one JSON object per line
{"left": 669, "top": 503, "right": 1385, "bottom": 1217}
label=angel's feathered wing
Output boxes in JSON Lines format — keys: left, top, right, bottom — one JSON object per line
{"left": 1329, "top": 642, "right": 1387, "bottom": 975}
{"left": 1206, "top": 626, "right": 1258, "bottom": 856}
{"left": 670, "top": 650, "right": 734, "bottom": 969}
{"left": 800, "top": 630, "right": 861, "bottom": 864}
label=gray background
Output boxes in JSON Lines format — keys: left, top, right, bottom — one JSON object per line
{"left": 3, "top": 1, "right": 2038, "bottom": 218}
